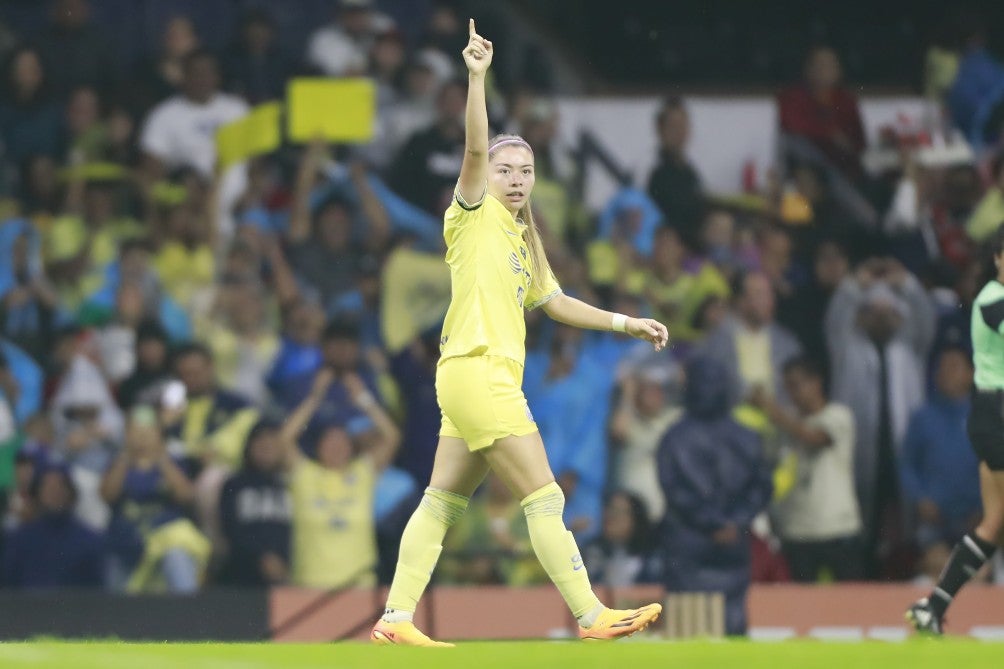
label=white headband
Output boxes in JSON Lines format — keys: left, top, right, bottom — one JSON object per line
{"left": 489, "top": 138, "right": 534, "bottom": 155}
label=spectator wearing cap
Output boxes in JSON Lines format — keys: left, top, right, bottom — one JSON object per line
{"left": 825, "top": 258, "right": 935, "bottom": 575}
{"left": 224, "top": 9, "right": 295, "bottom": 105}
{"left": 101, "top": 406, "right": 207, "bottom": 593}
{"left": 278, "top": 366, "right": 399, "bottom": 588}
{"left": 306, "top": 0, "right": 395, "bottom": 78}
{"left": 1, "top": 464, "right": 104, "bottom": 588}
{"left": 610, "top": 364, "right": 683, "bottom": 524}
{"left": 899, "top": 347, "right": 981, "bottom": 584}
{"left": 45, "top": 178, "right": 144, "bottom": 313}
{"left": 778, "top": 47, "right": 866, "bottom": 179}
{"left": 149, "top": 178, "right": 218, "bottom": 316}
{"left": 647, "top": 97, "right": 705, "bottom": 250}
{"left": 49, "top": 354, "right": 123, "bottom": 530}
{"left": 218, "top": 421, "right": 292, "bottom": 586}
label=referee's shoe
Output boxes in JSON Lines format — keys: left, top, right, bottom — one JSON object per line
{"left": 905, "top": 598, "right": 944, "bottom": 636}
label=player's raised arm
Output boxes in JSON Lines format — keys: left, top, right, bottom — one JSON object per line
{"left": 456, "top": 18, "right": 493, "bottom": 206}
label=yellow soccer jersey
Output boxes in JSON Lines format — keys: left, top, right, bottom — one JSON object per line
{"left": 290, "top": 457, "right": 377, "bottom": 589}
{"left": 439, "top": 192, "right": 561, "bottom": 365}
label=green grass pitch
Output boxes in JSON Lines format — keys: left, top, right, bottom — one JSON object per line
{"left": 0, "top": 639, "right": 1002, "bottom": 669}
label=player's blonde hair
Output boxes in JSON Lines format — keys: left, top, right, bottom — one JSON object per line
{"left": 488, "top": 133, "right": 552, "bottom": 294}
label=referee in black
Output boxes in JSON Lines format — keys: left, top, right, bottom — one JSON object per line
{"left": 907, "top": 226, "right": 1004, "bottom": 634}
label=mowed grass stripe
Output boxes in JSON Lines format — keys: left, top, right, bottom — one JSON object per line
{"left": 0, "top": 639, "right": 1001, "bottom": 669}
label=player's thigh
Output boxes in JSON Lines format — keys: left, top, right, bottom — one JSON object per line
{"left": 482, "top": 431, "right": 556, "bottom": 500}
{"left": 428, "top": 436, "right": 490, "bottom": 498}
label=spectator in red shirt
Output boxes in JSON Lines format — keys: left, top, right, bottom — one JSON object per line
{"left": 779, "top": 47, "right": 866, "bottom": 179}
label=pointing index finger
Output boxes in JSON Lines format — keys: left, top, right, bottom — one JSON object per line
{"left": 469, "top": 18, "right": 476, "bottom": 37}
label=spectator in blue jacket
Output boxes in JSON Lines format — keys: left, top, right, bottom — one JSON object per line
{"left": 1, "top": 464, "right": 104, "bottom": 588}
{"left": 525, "top": 326, "right": 610, "bottom": 541}
{"left": 0, "top": 218, "right": 60, "bottom": 362}
{"left": 266, "top": 299, "right": 324, "bottom": 395}
{"left": 899, "top": 347, "right": 982, "bottom": 583}
{"left": 657, "top": 355, "right": 773, "bottom": 635}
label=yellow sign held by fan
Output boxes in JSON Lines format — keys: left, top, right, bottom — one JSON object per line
{"left": 287, "top": 77, "right": 376, "bottom": 143}
{"left": 215, "top": 102, "right": 282, "bottom": 168}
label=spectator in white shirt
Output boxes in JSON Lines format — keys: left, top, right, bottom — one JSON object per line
{"left": 306, "top": 0, "right": 395, "bottom": 77}
{"left": 139, "top": 50, "right": 248, "bottom": 180}
{"left": 752, "top": 355, "right": 863, "bottom": 582}
{"left": 609, "top": 365, "right": 683, "bottom": 524}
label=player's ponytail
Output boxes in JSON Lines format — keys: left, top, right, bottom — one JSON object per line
{"left": 518, "top": 201, "right": 553, "bottom": 294}
{"left": 488, "top": 132, "right": 552, "bottom": 293}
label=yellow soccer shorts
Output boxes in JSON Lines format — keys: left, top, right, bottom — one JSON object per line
{"left": 436, "top": 355, "right": 538, "bottom": 450}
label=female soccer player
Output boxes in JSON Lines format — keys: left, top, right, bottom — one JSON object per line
{"left": 371, "top": 20, "right": 668, "bottom": 646}
{"left": 907, "top": 226, "right": 1004, "bottom": 634}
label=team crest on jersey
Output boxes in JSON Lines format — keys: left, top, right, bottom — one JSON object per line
{"left": 508, "top": 252, "right": 523, "bottom": 274}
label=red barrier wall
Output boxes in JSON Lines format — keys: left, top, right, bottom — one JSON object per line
{"left": 269, "top": 584, "right": 1004, "bottom": 642}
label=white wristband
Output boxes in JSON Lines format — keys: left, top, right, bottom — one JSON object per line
{"left": 611, "top": 313, "right": 628, "bottom": 333}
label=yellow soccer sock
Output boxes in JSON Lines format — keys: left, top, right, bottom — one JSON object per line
{"left": 521, "top": 482, "right": 603, "bottom": 622}
{"left": 384, "top": 487, "right": 469, "bottom": 620}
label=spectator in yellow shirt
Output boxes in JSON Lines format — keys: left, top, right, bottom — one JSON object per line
{"left": 279, "top": 367, "right": 399, "bottom": 589}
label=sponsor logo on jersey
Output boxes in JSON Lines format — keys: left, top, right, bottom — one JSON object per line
{"left": 508, "top": 252, "right": 523, "bottom": 274}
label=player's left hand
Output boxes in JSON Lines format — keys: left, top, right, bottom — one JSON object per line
{"left": 626, "top": 317, "right": 669, "bottom": 351}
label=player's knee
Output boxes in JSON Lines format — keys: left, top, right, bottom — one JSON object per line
{"left": 421, "top": 487, "right": 470, "bottom": 527}
{"left": 521, "top": 481, "right": 565, "bottom": 519}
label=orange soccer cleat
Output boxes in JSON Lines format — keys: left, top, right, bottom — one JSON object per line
{"left": 578, "top": 603, "right": 663, "bottom": 641}
{"left": 371, "top": 619, "right": 455, "bottom": 647}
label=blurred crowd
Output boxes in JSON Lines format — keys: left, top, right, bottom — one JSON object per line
{"left": 1, "top": 1, "right": 1004, "bottom": 632}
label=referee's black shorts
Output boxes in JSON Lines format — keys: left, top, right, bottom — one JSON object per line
{"left": 967, "top": 389, "right": 1004, "bottom": 471}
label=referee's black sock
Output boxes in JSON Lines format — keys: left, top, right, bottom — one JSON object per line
{"left": 929, "top": 532, "right": 997, "bottom": 620}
